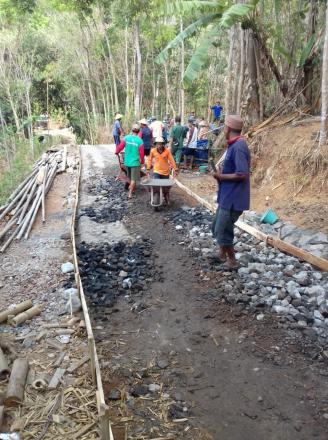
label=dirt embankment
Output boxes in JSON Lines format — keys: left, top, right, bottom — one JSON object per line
{"left": 249, "top": 120, "right": 328, "bottom": 234}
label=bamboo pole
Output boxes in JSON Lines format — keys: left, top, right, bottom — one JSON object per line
{"left": 17, "top": 179, "right": 38, "bottom": 225}
{"left": 0, "top": 348, "right": 10, "bottom": 378}
{"left": 25, "top": 164, "right": 57, "bottom": 239}
{"left": 42, "top": 163, "right": 48, "bottom": 223}
{"left": 0, "top": 205, "right": 23, "bottom": 240}
{"left": 7, "top": 168, "right": 38, "bottom": 202}
{"left": 0, "top": 175, "right": 35, "bottom": 222}
{"left": 9, "top": 305, "right": 43, "bottom": 327}
{"left": 5, "top": 358, "right": 29, "bottom": 407}
{"left": 0, "top": 300, "right": 33, "bottom": 323}
{"left": 16, "top": 186, "right": 43, "bottom": 240}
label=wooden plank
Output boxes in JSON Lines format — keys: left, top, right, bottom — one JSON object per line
{"left": 48, "top": 368, "right": 66, "bottom": 390}
{"left": 235, "top": 220, "right": 328, "bottom": 271}
{"left": 0, "top": 405, "right": 4, "bottom": 431}
{"left": 46, "top": 339, "right": 64, "bottom": 351}
{"left": 67, "top": 355, "right": 89, "bottom": 374}
{"left": 73, "top": 146, "right": 114, "bottom": 440}
{"left": 176, "top": 178, "right": 328, "bottom": 272}
{"left": 53, "top": 352, "right": 66, "bottom": 368}
{"left": 174, "top": 178, "right": 215, "bottom": 212}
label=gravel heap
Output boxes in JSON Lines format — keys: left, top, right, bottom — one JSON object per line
{"left": 80, "top": 176, "right": 128, "bottom": 223}
{"left": 169, "top": 206, "right": 328, "bottom": 346}
{"left": 78, "top": 237, "right": 158, "bottom": 307}
{"left": 244, "top": 211, "right": 328, "bottom": 259}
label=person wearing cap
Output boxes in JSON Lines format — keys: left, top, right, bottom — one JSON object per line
{"left": 138, "top": 119, "right": 153, "bottom": 157}
{"left": 116, "top": 124, "right": 144, "bottom": 199}
{"left": 112, "top": 113, "right": 124, "bottom": 146}
{"left": 147, "top": 136, "right": 177, "bottom": 204}
{"left": 211, "top": 114, "right": 250, "bottom": 269}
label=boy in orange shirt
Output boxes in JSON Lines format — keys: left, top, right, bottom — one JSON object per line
{"left": 147, "top": 136, "right": 177, "bottom": 204}
{"left": 147, "top": 136, "right": 177, "bottom": 179}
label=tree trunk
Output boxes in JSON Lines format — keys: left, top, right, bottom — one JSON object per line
{"left": 318, "top": 1, "right": 328, "bottom": 149}
{"left": 236, "top": 25, "right": 246, "bottom": 114}
{"left": 254, "top": 39, "right": 263, "bottom": 121}
{"left": 304, "top": 0, "right": 318, "bottom": 105}
{"left": 104, "top": 32, "right": 119, "bottom": 113}
{"left": 134, "top": 21, "right": 142, "bottom": 119}
{"left": 164, "top": 63, "right": 175, "bottom": 117}
{"left": 180, "top": 18, "right": 185, "bottom": 121}
{"left": 6, "top": 87, "right": 21, "bottom": 133}
{"left": 225, "top": 26, "right": 236, "bottom": 115}
{"left": 246, "top": 30, "right": 260, "bottom": 125}
{"left": 25, "top": 89, "right": 34, "bottom": 156}
{"left": 125, "top": 24, "right": 130, "bottom": 114}
{"left": 251, "top": 26, "right": 287, "bottom": 97}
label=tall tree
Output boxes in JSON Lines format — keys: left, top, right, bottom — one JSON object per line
{"left": 318, "top": 0, "right": 328, "bottom": 150}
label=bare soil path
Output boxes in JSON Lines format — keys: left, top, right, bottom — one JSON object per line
{"left": 78, "top": 146, "right": 328, "bottom": 440}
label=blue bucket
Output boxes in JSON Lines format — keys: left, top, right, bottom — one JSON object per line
{"left": 261, "top": 208, "right": 279, "bottom": 225}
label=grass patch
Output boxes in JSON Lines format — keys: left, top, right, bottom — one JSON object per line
{"left": 0, "top": 136, "right": 59, "bottom": 205}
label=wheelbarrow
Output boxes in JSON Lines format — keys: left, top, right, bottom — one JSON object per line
{"left": 141, "top": 177, "right": 175, "bottom": 210}
{"left": 115, "top": 153, "right": 147, "bottom": 189}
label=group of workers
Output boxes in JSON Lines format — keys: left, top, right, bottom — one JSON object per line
{"left": 113, "top": 108, "right": 250, "bottom": 270}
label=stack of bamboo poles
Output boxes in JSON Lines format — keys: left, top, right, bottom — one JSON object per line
{"left": 0, "top": 148, "right": 67, "bottom": 252}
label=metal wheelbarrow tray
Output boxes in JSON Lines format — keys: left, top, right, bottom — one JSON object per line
{"left": 141, "top": 178, "right": 175, "bottom": 208}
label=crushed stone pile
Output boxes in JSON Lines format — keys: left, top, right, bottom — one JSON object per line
{"left": 80, "top": 176, "right": 128, "bottom": 223}
{"left": 244, "top": 211, "right": 328, "bottom": 259}
{"left": 78, "top": 237, "right": 160, "bottom": 308}
{"left": 169, "top": 206, "right": 328, "bottom": 347}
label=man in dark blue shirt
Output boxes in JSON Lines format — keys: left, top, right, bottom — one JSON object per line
{"left": 211, "top": 115, "right": 250, "bottom": 269}
{"left": 210, "top": 101, "right": 223, "bottom": 123}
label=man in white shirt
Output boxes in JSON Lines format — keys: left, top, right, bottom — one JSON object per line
{"left": 150, "top": 117, "right": 164, "bottom": 139}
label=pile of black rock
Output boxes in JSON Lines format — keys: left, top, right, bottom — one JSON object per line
{"left": 78, "top": 237, "right": 159, "bottom": 307}
{"left": 169, "top": 206, "right": 328, "bottom": 347}
{"left": 80, "top": 176, "right": 128, "bottom": 223}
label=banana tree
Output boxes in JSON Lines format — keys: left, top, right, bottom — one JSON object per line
{"left": 156, "top": 1, "right": 260, "bottom": 84}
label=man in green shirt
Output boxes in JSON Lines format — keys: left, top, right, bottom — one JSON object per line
{"left": 116, "top": 124, "right": 145, "bottom": 199}
{"left": 169, "top": 115, "right": 187, "bottom": 166}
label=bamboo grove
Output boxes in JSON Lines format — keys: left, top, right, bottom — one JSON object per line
{"left": 0, "top": 0, "right": 328, "bottom": 168}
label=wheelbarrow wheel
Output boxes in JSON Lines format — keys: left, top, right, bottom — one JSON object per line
{"left": 153, "top": 192, "right": 160, "bottom": 209}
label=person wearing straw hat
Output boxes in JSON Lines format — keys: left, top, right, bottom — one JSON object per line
{"left": 112, "top": 113, "right": 124, "bottom": 146}
{"left": 116, "top": 123, "right": 144, "bottom": 199}
{"left": 138, "top": 118, "right": 153, "bottom": 157}
{"left": 211, "top": 115, "right": 250, "bottom": 269}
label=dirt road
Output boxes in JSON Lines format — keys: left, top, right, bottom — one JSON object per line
{"left": 78, "top": 146, "right": 328, "bottom": 440}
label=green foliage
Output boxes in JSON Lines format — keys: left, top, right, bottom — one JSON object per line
{"left": 219, "top": 3, "right": 255, "bottom": 29}
{"left": 298, "top": 34, "right": 316, "bottom": 68}
{"left": 156, "top": 13, "right": 222, "bottom": 63}
{"left": 0, "top": 136, "right": 53, "bottom": 204}
{"left": 184, "top": 23, "right": 221, "bottom": 83}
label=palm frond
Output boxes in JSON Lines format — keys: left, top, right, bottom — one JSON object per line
{"left": 298, "top": 34, "right": 316, "bottom": 68}
{"left": 164, "top": 1, "right": 223, "bottom": 16}
{"left": 183, "top": 23, "right": 220, "bottom": 83}
{"left": 220, "top": 3, "right": 255, "bottom": 29}
{"left": 156, "top": 13, "right": 222, "bottom": 64}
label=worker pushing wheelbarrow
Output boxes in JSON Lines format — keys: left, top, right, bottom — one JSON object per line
{"left": 142, "top": 136, "right": 177, "bottom": 209}
{"left": 115, "top": 123, "right": 147, "bottom": 198}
